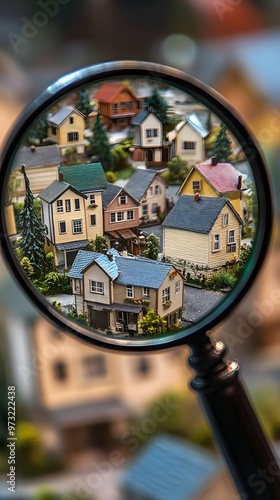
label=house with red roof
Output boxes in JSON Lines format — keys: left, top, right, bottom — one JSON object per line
{"left": 178, "top": 157, "right": 246, "bottom": 217}
{"left": 94, "top": 82, "right": 141, "bottom": 130}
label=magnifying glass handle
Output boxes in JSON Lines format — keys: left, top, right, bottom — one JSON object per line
{"left": 188, "top": 337, "right": 280, "bottom": 500}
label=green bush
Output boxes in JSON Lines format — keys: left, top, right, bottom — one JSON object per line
{"left": 205, "top": 270, "right": 237, "bottom": 291}
{"left": 34, "top": 272, "right": 71, "bottom": 296}
{"left": 105, "top": 171, "right": 117, "bottom": 183}
{"left": 68, "top": 309, "right": 89, "bottom": 325}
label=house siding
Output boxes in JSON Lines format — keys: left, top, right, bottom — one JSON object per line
{"left": 14, "top": 165, "right": 59, "bottom": 199}
{"left": 141, "top": 176, "right": 167, "bottom": 220}
{"left": 209, "top": 205, "right": 241, "bottom": 269}
{"left": 85, "top": 191, "right": 104, "bottom": 240}
{"left": 52, "top": 190, "right": 87, "bottom": 245}
{"left": 113, "top": 283, "right": 157, "bottom": 311}
{"left": 48, "top": 111, "right": 85, "bottom": 151}
{"left": 163, "top": 227, "right": 209, "bottom": 266}
{"left": 141, "top": 114, "right": 163, "bottom": 149}
{"left": 104, "top": 195, "right": 139, "bottom": 232}
{"left": 157, "top": 272, "right": 184, "bottom": 319}
{"left": 175, "top": 125, "right": 205, "bottom": 164}
{"left": 181, "top": 169, "right": 217, "bottom": 197}
{"left": 83, "top": 265, "right": 111, "bottom": 305}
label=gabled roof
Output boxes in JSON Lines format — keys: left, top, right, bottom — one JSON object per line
{"left": 131, "top": 109, "right": 161, "bottom": 126}
{"left": 162, "top": 195, "right": 242, "bottom": 233}
{"left": 48, "top": 106, "right": 85, "bottom": 126}
{"left": 58, "top": 163, "right": 108, "bottom": 192}
{"left": 193, "top": 161, "right": 245, "bottom": 194}
{"left": 12, "top": 145, "right": 60, "bottom": 169}
{"left": 125, "top": 169, "right": 165, "bottom": 202}
{"left": 121, "top": 434, "right": 220, "bottom": 500}
{"left": 172, "top": 113, "right": 208, "bottom": 138}
{"left": 94, "top": 83, "right": 139, "bottom": 103}
{"left": 102, "top": 183, "right": 139, "bottom": 209}
{"left": 68, "top": 250, "right": 174, "bottom": 289}
{"left": 39, "top": 180, "right": 86, "bottom": 204}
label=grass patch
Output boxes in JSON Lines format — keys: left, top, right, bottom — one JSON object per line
{"left": 115, "top": 166, "right": 135, "bottom": 180}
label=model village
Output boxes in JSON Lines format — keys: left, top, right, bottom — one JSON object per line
{"left": 5, "top": 80, "right": 255, "bottom": 336}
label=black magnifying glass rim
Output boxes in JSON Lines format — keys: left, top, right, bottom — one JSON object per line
{"left": 0, "top": 60, "right": 273, "bottom": 352}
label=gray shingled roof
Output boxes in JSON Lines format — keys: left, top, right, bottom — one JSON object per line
{"left": 39, "top": 180, "right": 86, "bottom": 203}
{"left": 125, "top": 169, "right": 159, "bottom": 201}
{"left": 48, "top": 106, "right": 85, "bottom": 126}
{"left": 12, "top": 145, "right": 60, "bottom": 169}
{"left": 131, "top": 109, "right": 152, "bottom": 126}
{"left": 56, "top": 240, "right": 89, "bottom": 251}
{"left": 102, "top": 183, "right": 122, "bottom": 209}
{"left": 162, "top": 195, "right": 239, "bottom": 233}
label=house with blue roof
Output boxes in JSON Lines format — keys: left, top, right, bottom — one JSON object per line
{"left": 131, "top": 109, "right": 165, "bottom": 166}
{"left": 162, "top": 194, "right": 243, "bottom": 276}
{"left": 168, "top": 113, "right": 209, "bottom": 165}
{"left": 68, "top": 249, "right": 184, "bottom": 333}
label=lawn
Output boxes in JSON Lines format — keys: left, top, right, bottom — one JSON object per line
{"left": 115, "top": 166, "right": 135, "bottom": 180}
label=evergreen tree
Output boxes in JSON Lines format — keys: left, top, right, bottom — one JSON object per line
{"left": 146, "top": 88, "right": 169, "bottom": 124}
{"left": 18, "top": 165, "right": 45, "bottom": 273}
{"left": 87, "top": 113, "right": 114, "bottom": 171}
{"left": 142, "top": 233, "right": 160, "bottom": 260}
{"left": 27, "top": 113, "right": 48, "bottom": 145}
{"left": 76, "top": 88, "right": 93, "bottom": 126}
{"left": 211, "top": 123, "right": 232, "bottom": 162}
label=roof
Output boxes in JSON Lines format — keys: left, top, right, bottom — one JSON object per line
{"left": 94, "top": 82, "right": 139, "bottom": 103}
{"left": 172, "top": 113, "right": 208, "bottom": 138}
{"left": 125, "top": 169, "right": 163, "bottom": 201}
{"left": 55, "top": 240, "right": 88, "bottom": 251}
{"left": 162, "top": 195, "right": 242, "bottom": 233}
{"left": 102, "top": 183, "right": 139, "bottom": 209}
{"left": 39, "top": 180, "right": 86, "bottom": 203}
{"left": 68, "top": 250, "right": 174, "bottom": 289}
{"left": 58, "top": 163, "right": 108, "bottom": 192}
{"left": 131, "top": 109, "right": 161, "bottom": 126}
{"left": 121, "top": 434, "right": 220, "bottom": 500}
{"left": 12, "top": 145, "right": 60, "bottom": 169}
{"left": 194, "top": 161, "right": 245, "bottom": 193}
{"left": 48, "top": 106, "right": 85, "bottom": 126}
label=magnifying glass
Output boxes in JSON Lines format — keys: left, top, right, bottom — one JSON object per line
{"left": 0, "top": 61, "right": 278, "bottom": 499}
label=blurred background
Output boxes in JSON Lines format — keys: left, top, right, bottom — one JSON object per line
{"left": 1, "top": 1, "right": 280, "bottom": 498}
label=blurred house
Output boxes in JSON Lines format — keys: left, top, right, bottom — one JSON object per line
{"left": 168, "top": 113, "right": 208, "bottom": 165}
{"left": 131, "top": 110, "right": 166, "bottom": 165}
{"left": 47, "top": 106, "right": 86, "bottom": 155}
{"left": 94, "top": 82, "right": 141, "bottom": 131}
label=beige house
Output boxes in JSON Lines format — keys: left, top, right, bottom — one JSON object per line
{"left": 125, "top": 169, "right": 168, "bottom": 224}
{"left": 162, "top": 194, "right": 243, "bottom": 276}
{"left": 168, "top": 113, "right": 208, "bottom": 165}
{"left": 11, "top": 144, "right": 61, "bottom": 200}
{"left": 47, "top": 106, "right": 86, "bottom": 155}
{"left": 69, "top": 248, "right": 184, "bottom": 333}
{"left": 131, "top": 110, "right": 165, "bottom": 165}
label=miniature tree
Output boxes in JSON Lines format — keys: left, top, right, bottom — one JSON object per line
{"left": 211, "top": 123, "right": 232, "bottom": 163}
{"left": 76, "top": 88, "right": 93, "bottom": 126}
{"left": 146, "top": 88, "right": 169, "bottom": 124}
{"left": 86, "top": 235, "right": 108, "bottom": 253}
{"left": 138, "top": 309, "right": 166, "bottom": 335}
{"left": 87, "top": 113, "right": 114, "bottom": 171}
{"left": 18, "top": 165, "right": 45, "bottom": 274}
{"left": 142, "top": 233, "right": 160, "bottom": 260}
{"left": 164, "top": 155, "right": 189, "bottom": 185}
{"left": 26, "top": 113, "right": 48, "bottom": 145}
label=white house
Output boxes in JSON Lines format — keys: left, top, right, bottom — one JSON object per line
{"left": 168, "top": 113, "right": 208, "bottom": 165}
{"left": 131, "top": 110, "right": 164, "bottom": 164}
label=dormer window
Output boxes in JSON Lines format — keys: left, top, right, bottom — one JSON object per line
{"left": 119, "top": 195, "right": 127, "bottom": 205}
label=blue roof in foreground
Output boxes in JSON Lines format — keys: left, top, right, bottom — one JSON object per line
{"left": 68, "top": 250, "right": 173, "bottom": 288}
{"left": 121, "top": 434, "right": 220, "bottom": 500}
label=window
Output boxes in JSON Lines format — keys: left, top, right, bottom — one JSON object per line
{"left": 110, "top": 213, "right": 116, "bottom": 223}
{"left": 142, "top": 287, "right": 149, "bottom": 298}
{"left": 67, "top": 132, "right": 79, "bottom": 141}
{"left": 162, "top": 286, "right": 170, "bottom": 303}
{"left": 112, "top": 103, "right": 118, "bottom": 112}
{"left": 65, "top": 199, "right": 71, "bottom": 212}
{"left": 146, "top": 129, "right": 158, "bottom": 138}
{"left": 213, "top": 234, "right": 221, "bottom": 252}
{"left": 74, "top": 198, "right": 80, "bottom": 211}
{"left": 82, "top": 355, "right": 106, "bottom": 378}
{"left": 152, "top": 203, "right": 158, "bottom": 214}
{"left": 59, "top": 221, "right": 66, "bottom": 234}
{"left": 72, "top": 219, "right": 82, "bottom": 234}
{"left": 117, "top": 211, "right": 125, "bottom": 221}
{"left": 223, "top": 213, "right": 229, "bottom": 227}
{"left": 127, "top": 210, "right": 134, "bottom": 220}
{"left": 56, "top": 200, "right": 63, "bottom": 212}
{"left": 75, "top": 280, "right": 81, "bottom": 293}
{"left": 127, "top": 285, "right": 134, "bottom": 298}
{"left": 182, "top": 141, "right": 196, "bottom": 150}
{"left": 127, "top": 101, "right": 133, "bottom": 109}
{"left": 69, "top": 116, "right": 74, "bottom": 124}
{"left": 142, "top": 205, "right": 148, "bottom": 216}
{"left": 53, "top": 361, "right": 67, "bottom": 381}
{"left": 192, "top": 180, "right": 201, "bottom": 191}
{"left": 175, "top": 281, "right": 181, "bottom": 294}
{"left": 51, "top": 126, "right": 57, "bottom": 135}
{"left": 228, "top": 230, "right": 235, "bottom": 243}
{"left": 90, "top": 214, "right": 96, "bottom": 226}
{"left": 119, "top": 195, "right": 127, "bottom": 205}
{"left": 121, "top": 101, "right": 126, "bottom": 109}
{"left": 155, "top": 185, "right": 161, "bottom": 195}
{"left": 90, "top": 280, "right": 104, "bottom": 294}
{"left": 149, "top": 186, "right": 153, "bottom": 196}
{"left": 89, "top": 194, "right": 96, "bottom": 205}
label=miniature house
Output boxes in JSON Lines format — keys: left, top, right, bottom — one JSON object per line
{"left": 131, "top": 109, "right": 165, "bottom": 165}
{"left": 47, "top": 106, "right": 86, "bottom": 155}
{"left": 168, "top": 113, "right": 209, "bottom": 165}
{"left": 94, "top": 82, "right": 141, "bottom": 130}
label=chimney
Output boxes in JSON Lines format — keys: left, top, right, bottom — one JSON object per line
{"left": 194, "top": 192, "right": 200, "bottom": 202}
{"left": 237, "top": 175, "right": 242, "bottom": 190}
{"left": 30, "top": 145, "right": 36, "bottom": 153}
{"left": 58, "top": 172, "right": 64, "bottom": 182}
{"left": 211, "top": 156, "right": 218, "bottom": 165}
{"left": 107, "top": 252, "right": 114, "bottom": 262}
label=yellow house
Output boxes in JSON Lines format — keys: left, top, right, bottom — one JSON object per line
{"left": 47, "top": 106, "right": 86, "bottom": 155}
{"left": 178, "top": 158, "right": 245, "bottom": 217}
{"left": 162, "top": 194, "right": 243, "bottom": 276}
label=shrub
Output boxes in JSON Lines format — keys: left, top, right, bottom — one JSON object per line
{"left": 20, "top": 256, "right": 35, "bottom": 279}
{"left": 34, "top": 272, "right": 71, "bottom": 296}
{"left": 68, "top": 309, "right": 89, "bottom": 325}
{"left": 106, "top": 171, "right": 117, "bottom": 183}
{"left": 205, "top": 270, "right": 236, "bottom": 291}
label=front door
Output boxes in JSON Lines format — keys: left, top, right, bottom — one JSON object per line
{"left": 89, "top": 308, "right": 109, "bottom": 330}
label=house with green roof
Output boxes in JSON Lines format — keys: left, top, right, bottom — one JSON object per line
{"left": 68, "top": 249, "right": 184, "bottom": 333}
{"left": 39, "top": 162, "right": 108, "bottom": 268}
